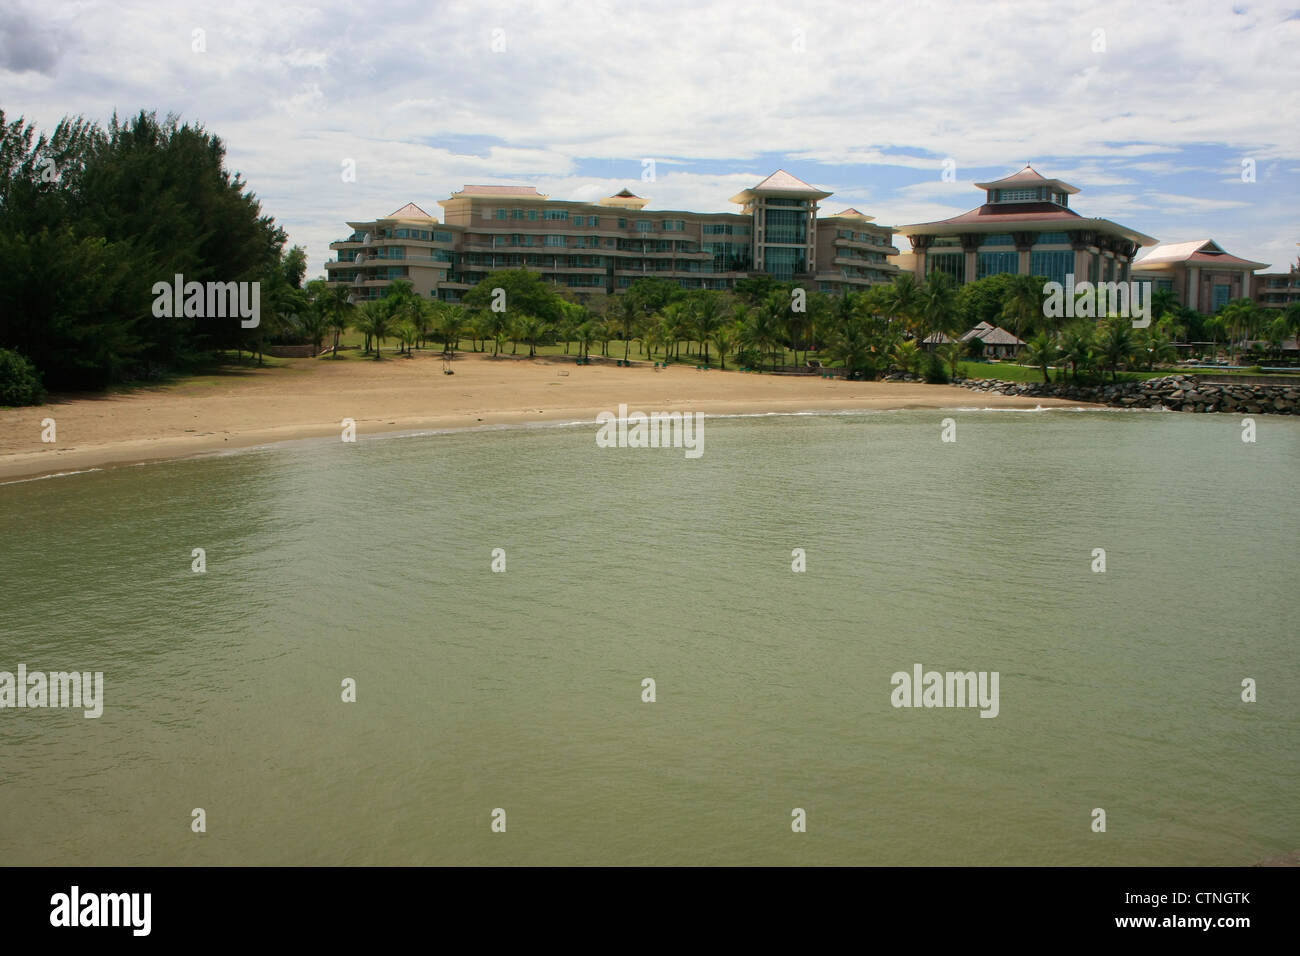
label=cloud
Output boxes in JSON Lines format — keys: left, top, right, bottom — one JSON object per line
{"left": 5, "top": 0, "right": 1297, "bottom": 274}
{"left": 0, "top": 6, "right": 63, "bottom": 75}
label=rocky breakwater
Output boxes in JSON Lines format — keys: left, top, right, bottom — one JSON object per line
{"left": 956, "top": 374, "right": 1299, "bottom": 415}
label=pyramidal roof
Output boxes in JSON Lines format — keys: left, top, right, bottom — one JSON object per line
{"left": 974, "top": 164, "right": 1080, "bottom": 195}
{"left": 730, "top": 169, "right": 832, "bottom": 205}
{"left": 1132, "top": 239, "right": 1269, "bottom": 271}
{"left": 752, "top": 169, "right": 824, "bottom": 193}
{"left": 387, "top": 202, "right": 433, "bottom": 219}
{"left": 823, "top": 207, "right": 875, "bottom": 222}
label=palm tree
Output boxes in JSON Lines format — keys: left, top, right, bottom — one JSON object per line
{"left": 711, "top": 326, "right": 735, "bottom": 370}
{"left": 437, "top": 304, "right": 464, "bottom": 353}
{"left": 353, "top": 300, "right": 392, "bottom": 359}
{"left": 1059, "top": 323, "right": 1094, "bottom": 382}
{"left": 326, "top": 285, "right": 354, "bottom": 358}
{"left": 1001, "top": 274, "right": 1042, "bottom": 340}
{"left": 824, "top": 315, "right": 874, "bottom": 379}
{"left": 890, "top": 339, "right": 922, "bottom": 376}
{"left": 1023, "top": 331, "right": 1060, "bottom": 384}
{"left": 516, "top": 314, "right": 545, "bottom": 358}
{"left": 937, "top": 341, "right": 963, "bottom": 381}
{"left": 415, "top": 299, "right": 438, "bottom": 350}
{"left": 692, "top": 293, "right": 725, "bottom": 366}
{"left": 921, "top": 271, "right": 958, "bottom": 346}
{"left": 395, "top": 319, "right": 418, "bottom": 356}
{"left": 883, "top": 273, "right": 923, "bottom": 332}
{"left": 1136, "top": 328, "right": 1176, "bottom": 370}
{"left": 612, "top": 293, "right": 640, "bottom": 362}
{"left": 1097, "top": 317, "right": 1134, "bottom": 381}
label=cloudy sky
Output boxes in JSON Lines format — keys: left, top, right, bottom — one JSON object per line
{"left": 4, "top": 0, "right": 1299, "bottom": 278}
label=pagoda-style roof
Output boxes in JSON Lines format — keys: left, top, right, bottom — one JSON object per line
{"left": 730, "top": 169, "right": 832, "bottom": 205}
{"left": 598, "top": 187, "right": 650, "bottom": 209}
{"left": 960, "top": 322, "right": 1025, "bottom": 346}
{"left": 385, "top": 202, "right": 434, "bottom": 220}
{"left": 1132, "top": 239, "right": 1269, "bottom": 272}
{"left": 822, "top": 207, "right": 876, "bottom": 222}
{"left": 974, "top": 164, "right": 1080, "bottom": 195}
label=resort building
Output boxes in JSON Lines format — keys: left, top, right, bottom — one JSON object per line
{"left": 959, "top": 322, "right": 1026, "bottom": 359}
{"left": 1252, "top": 246, "right": 1300, "bottom": 311}
{"left": 896, "top": 166, "right": 1156, "bottom": 287}
{"left": 1130, "top": 239, "right": 1269, "bottom": 312}
{"left": 325, "top": 171, "right": 899, "bottom": 302}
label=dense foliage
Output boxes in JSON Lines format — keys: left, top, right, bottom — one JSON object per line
{"left": 0, "top": 109, "right": 302, "bottom": 394}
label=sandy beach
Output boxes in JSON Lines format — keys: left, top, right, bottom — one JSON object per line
{"left": 0, "top": 352, "right": 1093, "bottom": 481}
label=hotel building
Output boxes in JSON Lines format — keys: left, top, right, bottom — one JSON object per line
{"left": 1252, "top": 246, "right": 1300, "bottom": 311}
{"left": 325, "top": 171, "right": 899, "bottom": 302}
{"left": 1130, "top": 239, "right": 1270, "bottom": 312}
{"left": 896, "top": 166, "right": 1156, "bottom": 287}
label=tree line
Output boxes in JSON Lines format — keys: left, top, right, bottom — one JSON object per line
{"left": 0, "top": 109, "right": 304, "bottom": 401}
{"left": 307, "top": 268, "right": 1300, "bottom": 384}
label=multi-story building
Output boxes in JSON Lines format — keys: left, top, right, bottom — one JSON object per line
{"left": 1131, "top": 239, "right": 1270, "bottom": 312}
{"left": 1252, "top": 246, "right": 1300, "bottom": 311}
{"left": 324, "top": 171, "right": 899, "bottom": 302}
{"left": 896, "top": 166, "right": 1156, "bottom": 287}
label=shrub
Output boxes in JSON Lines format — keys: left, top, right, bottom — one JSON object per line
{"left": 922, "top": 352, "right": 950, "bottom": 384}
{"left": 0, "top": 348, "right": 46, "bottom": 406}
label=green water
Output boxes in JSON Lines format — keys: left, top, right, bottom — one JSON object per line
{"left": 1, "top": 409, "right": 1297, "bottom": 865}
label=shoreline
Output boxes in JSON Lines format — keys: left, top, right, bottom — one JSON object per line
{"left": 0, "top": 352, "right": 1099, "bottom": 483}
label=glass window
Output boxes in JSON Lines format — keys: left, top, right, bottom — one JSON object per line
{"left": 926, "top": 253, "right": 963, "bottom": 281}
{"left": 590, "top": 216, "right": 600, "bottom": 228}
{"left": 1031, "top": 250, "right": 1072, "bottom": 287}
{"left": 572, "top": 216, "right": 584, "bottom": 227}
{"left": 977, "top": 251, "right": 1018, "bottom": 279}
{"left": 546, "top": 235, "right": 565, "bottom": 247}
{"left": 1212, "top": 284, "right": 1231, "bottom": 311}
{"left": 763, "top": 208, "right": 807, "bottom": 244}
{"left": 765, "top": 247, "right": 806, "bottom": 281}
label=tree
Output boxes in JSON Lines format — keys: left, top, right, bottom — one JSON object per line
{"left": 711, "top": 325, "right": 735, "bottom": 370}
{"left": 0, "top": 108, "right": 288, "bottom": 389}
{"left": 1023, "top": 331, "right": 1060, "bottom": 384}
{"left": 436, "top": 303, "right": 464, "bottom": 353}
{"left": 824, "top": 314, "right": 875, "bottom": 380}
{"left": 611, "top": 292, "right": 640, "bottom": 362}
{"left": 1001, "top": 274, "right": 1044, "bottom": 341}
{"left": 920, "top": 271, "right": 959, "bottom": 345}
{"left": 937, "top": 342, "right": 963, "bottom": 381}
{"left": 691, "top": 292, "right": 725, "bottom": 365}
{"left": 1059, "top": 322, "right": 1094, "bottom": 382}
{"left": 882, "top": 273, "right": 923, "bottom": 333}
{"left": 890, "top": 339, "right": 922, "bottom": 375}
{"left": 1097, "top": 316, "right": 1134, "bottom": 381}
{"left": 395, "top": 320, "right": 418, "bottom": 356}
{"left": 354, "top": 300, "right": 392, "bottom": 359}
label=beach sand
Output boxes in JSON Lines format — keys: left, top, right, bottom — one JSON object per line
{"left": 0, "top": 351, "right": 1094, "bottom": 481}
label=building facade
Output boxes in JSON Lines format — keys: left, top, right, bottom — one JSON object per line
{"left": 896, "top": 166, "right": 1156, "bottom": 287}
{"left": 325, "top": 171, "right": 899, "bottom": 302}
{"left": 1252, "top": 246, "right": 1300, "bottom": 311}
{"left": 1130, "top": 239, "right": 1269, "bottom": 312}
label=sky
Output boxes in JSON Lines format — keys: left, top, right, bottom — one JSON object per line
{"left": 4, "top": 0, "right": 1299, "bottom": 279}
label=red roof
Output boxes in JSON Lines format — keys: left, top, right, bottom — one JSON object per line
{"left": 912, "top": 202, "right": 1082, "bottom": 227}
{"left": 1185, "top": 251, "right": 1264, "bottom": 267}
